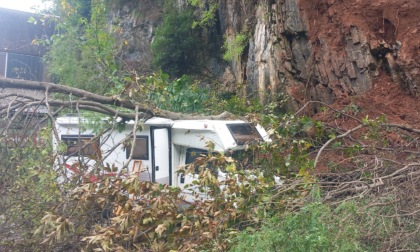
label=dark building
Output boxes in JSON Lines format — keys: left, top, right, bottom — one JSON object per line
{"left": 0, "top": 7, "right": 54, "bottom": 81}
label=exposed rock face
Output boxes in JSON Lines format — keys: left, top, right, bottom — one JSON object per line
{"left": 109, "top": 1, "right": 164, "bottom": 73}
{"left": 113, "top": 0, "right": 420, "bottom": 113}
{"left": 297, "top": 0, "right": 420, "bottom": 111}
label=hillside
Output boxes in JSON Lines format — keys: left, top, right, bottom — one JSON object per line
{"left": 1, "top": 0, "right": 420, "bottom": 251}
{"left": 115, "top": 0, "right": 420, "bottom": 120}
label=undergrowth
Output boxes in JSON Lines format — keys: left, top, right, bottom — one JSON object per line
{"left": 230, "top": 197, "right": 400, "bottom": 252}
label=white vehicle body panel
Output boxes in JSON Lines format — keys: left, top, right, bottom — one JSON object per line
{"left": 54, "top": 116, "right": 270, "bottom": 200}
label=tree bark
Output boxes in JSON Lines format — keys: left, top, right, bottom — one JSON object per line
{"left": 0, "top": 77, "right": 234, "bottom": 120}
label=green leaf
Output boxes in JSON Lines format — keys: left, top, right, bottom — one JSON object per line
{"left": 143, "top": 217, "right": 153, "bottom": 225}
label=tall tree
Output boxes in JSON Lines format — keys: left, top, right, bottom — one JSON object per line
{"left": 43, "top": 0, "right": 118, "bottom": 94}
{"left": 151, "top": 2, "right": 201, "bottom": 76}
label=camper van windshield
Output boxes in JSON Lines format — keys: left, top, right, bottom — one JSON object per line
{"left": 226, "top": 123, "right": 262, "bottom": 145}
{"left": 61, "top": 135, "right": 99, "bottom": 157}
{"left": 186, "top": 148, "right": 256, "bottom": 174}
{"left": 225, "top": 149, "right": 256, "bottom": 170}
{"left": 186, "top": 148, "right": 217, "bottom": 176}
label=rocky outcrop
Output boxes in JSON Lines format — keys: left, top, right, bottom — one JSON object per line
{"left": 217, "top": 0, "right": 420, "bottom": 112}
{"left": 213, "top": 0, "right": 364, "bottom": 111}
{"left": 297, "top": 0, "right": 420, "bottom": 109}
{"left": 108, "top": 1, "right": 164, "bottom": 72}
{"left": 112, "top": 0, "right": 420, "bottom": 113}
{"left": 216, "top": 0, "right": 314, "bottom": 108}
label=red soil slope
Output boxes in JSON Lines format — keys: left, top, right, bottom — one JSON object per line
{"left": 300, "top": 0, "right": 420, "bottom": 127}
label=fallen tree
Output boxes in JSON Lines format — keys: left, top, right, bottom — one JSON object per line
{"left": 0, "top": 77, "right": 235, "bottom": 121}
{"left": 2, "top": 77, "right": 420, "bottom": 250}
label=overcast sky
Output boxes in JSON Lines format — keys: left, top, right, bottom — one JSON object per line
{"left": 0, "top": 0, "right": 51, "bottom": 13}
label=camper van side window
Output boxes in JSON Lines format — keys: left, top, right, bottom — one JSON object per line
{"left": 61, "top": 135, "right": 99, "bottom": 157}
{"left": 227, "top": 123, "right": 262, "bottom": 145}
{"left": 126, "top": 136, "right": 149, "bottom": 160}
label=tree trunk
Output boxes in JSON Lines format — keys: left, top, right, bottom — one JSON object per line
{"left": 0, "top": 77, "right": 234, "bottom": 120}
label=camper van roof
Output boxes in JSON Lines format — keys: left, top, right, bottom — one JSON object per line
{"left": 171, "top": 119, "right": 247, "bottom": 131}
{"left": 56, "top": 116, "right": 248, "bottom": 128}
{"left": 55, "top": 115, "right": 174, "bottom": 126}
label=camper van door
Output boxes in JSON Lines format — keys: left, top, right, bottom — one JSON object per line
{"left": 151, "top": 127, "right": 171, "bottom": 185}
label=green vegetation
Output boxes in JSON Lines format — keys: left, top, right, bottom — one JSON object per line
{"left": 151, "top": 2, "right": 201, "bottom": 76}
{"left": 145, "top": 72, "right": 209, "bottom": 113}
{"left": 223, "top": 33, "right": 249, "bottom": 61}
{"left": 1, "top": 1, "right": 419, "bottom": 251}
{"left": 231, "top": 201, "right": 365, "bottom": 252}
{"left": 230, "top": 194, "right": 420, "bottom": 251}
{"left": 187, "top": 0, "right": 219, "bottom": 28}
{"left": 41, "top": 0, "right": 120, "bottom": 94}
{"left": 0, "top": 127, "right": 61, "bottom": 249}
{"left": 143, "top": 72, "right": 281, "bottom": 116}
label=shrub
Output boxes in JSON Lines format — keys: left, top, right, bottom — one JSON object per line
{"left": 230, "top": 201, "right": 366, "bottom": 252}
{"left": 187, "top": 0, "right": 218, "bottom": 28}
{"left": 0, "top": 127, "right": 61, "bottom": 250}
{"left": 223, "top": 33, "right": 249, "bottom": 62}
{"left": 145, "top": 72, "right": 209, "bottom": 113}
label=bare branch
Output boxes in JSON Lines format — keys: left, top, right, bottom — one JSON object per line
{"left": 323, "top": 163, "right": 420, "bottom": 200}
{"left": 123, "top": 105, "right": 140, "bottom": 170}
{"left": 294, "top": 100, "right": 363, "bottom": 124}
{"left": 314, "top": 124, "right": 365, "bottom": 168}
{"left": 384, "top": 123, "right": 420, "bottom": 134}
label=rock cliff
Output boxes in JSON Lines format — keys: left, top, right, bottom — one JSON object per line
{"left": 112, "top": 0, "right": 420, "bottom": 115}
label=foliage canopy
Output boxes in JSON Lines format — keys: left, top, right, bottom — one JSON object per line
{"left": 42, "top": 0, "right": 120, "bottom": 94}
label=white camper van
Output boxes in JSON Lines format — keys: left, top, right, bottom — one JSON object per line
{"left": 54, "top": 115, "right": 270, "bottom": 194}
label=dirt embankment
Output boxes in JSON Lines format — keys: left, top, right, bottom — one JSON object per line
{"left": 295, "top": 0, "right": 420, "bottom": 176}
{"left": 299, "top": 0, "right": 420, "bottom": 127}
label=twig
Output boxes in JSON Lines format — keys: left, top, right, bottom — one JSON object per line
{"left": 323, "top": 163, "right": 420, "bottom": 200}
{"left": 384, "top": 123, "right": 420, "bottom": 134}
{"left": 380, "top": 163, "right": 420, "bottom": 180}
{"left": 295, "top": 100, "right": 363, "bottom": 124}
{"left": 314, "top": 124, "right": 365, "bottom": 168}
{"left": 122, "top": 105, "right": 140, "bottom": 171}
